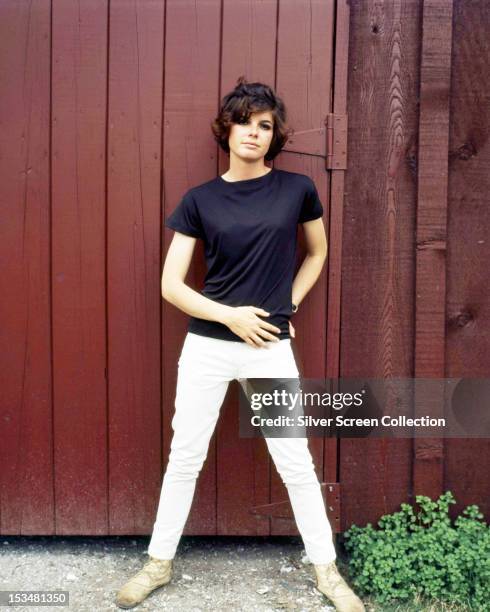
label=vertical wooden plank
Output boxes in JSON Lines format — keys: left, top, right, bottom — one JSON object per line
{"left": 271, "top": 0, "right": 335, "bottom": 536}
{"left": 107, "top": 0, "right": 164, "bottom": 533}
{"left": 413, "top": 0, "right": 453, "bottom": 498}
{"left": 0, "top": 0, "right": 53, "bottom": 534}
{"left": 339, "top": 0, "right": 419, "bottom": 529}
{"left": 51, "top": 0, "right": 108, "bottom": 534}
{"left": 216, "top": 0, "right": 278, "bottom": 536}
{"left": 325, "top": 0, "right": 350, "bottom": 531}
{"left": 163, "top": 0, "right": 222, "bottom": 535}
{"left": 327, "top": 0, "right": 349, "bottom": 381}
{"left": 444, "top": 0, "right": 490, "bottom": 518}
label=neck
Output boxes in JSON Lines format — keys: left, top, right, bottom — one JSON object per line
{"left": 223, "top": 156, "right": 271, "bottom": 181}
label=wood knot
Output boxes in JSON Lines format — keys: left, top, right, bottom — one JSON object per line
{"left": 450, "top": 142, "right": 477, "bottom": 161}
{"left": 448, "top": 311, "right": 474, "bottom": 329}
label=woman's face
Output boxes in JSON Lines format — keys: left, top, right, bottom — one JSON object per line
{"left": 227, "top": 110, "right": 274, "bottom": 161}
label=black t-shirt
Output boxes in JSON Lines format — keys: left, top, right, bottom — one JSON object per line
{"left": 164, "top": 167, "right": 324, "bottom": 341}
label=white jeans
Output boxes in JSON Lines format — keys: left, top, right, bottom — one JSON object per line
{"left": 147, "top": 332, "right": 337, "bottom": 565}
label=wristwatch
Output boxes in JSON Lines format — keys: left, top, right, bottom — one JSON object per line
{"left": 291, "top": 302, "right": 298, "bottom": 313}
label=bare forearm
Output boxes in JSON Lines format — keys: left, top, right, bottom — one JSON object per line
{"left": 162, "top": 280, "right": 233, "bottom": 324}
{"left": 291, "top": 253, "right": 327, "bottom": 306}
{"left": 162, "top": 253, "right": 326, "bottom": 323}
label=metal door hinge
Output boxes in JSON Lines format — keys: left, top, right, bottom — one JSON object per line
{"left": 250, "top": 482, "right": 341, "bottom": 532}
{"left": 281, "top": 114, "right": 348, "bottom": 172}
{"left": 282, "top": 126, "right": 326, "bottom": 156}
{"left": 326, "top": 113, "right": 348, "bottom": 170}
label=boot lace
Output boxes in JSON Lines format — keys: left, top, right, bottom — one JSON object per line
{"left": 133, "top": 559, "right": 170, "bottom": 584}
{"left": 318, "top": 562, "right": 351, "bottom": 598}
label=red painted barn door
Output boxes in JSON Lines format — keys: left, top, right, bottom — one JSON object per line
{"left": 0, "top": 0, "right": 350, "bottom": 538}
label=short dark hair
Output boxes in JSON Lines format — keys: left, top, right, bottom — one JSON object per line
{"left": 211, "top": 76, "right": 290, "bottom": 161}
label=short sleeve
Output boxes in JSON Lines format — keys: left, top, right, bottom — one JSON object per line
{"left": 298, "top": 177, "right": 324, "bottom": 223}
{"left": 165, "top": 190, "right": 204, "bottom": 239}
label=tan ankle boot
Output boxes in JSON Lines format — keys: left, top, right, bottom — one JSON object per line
{"left": 314, "top": 561, "right": 365, "bottom": 612}
{"left": 115, "top": 556, "right": 173, "bottom": 609}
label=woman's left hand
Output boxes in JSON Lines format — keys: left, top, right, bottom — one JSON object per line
{"left": 289, "top": 320, "right": 296, "bottom": 338}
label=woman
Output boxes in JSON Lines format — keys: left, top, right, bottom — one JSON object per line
{"left": 115, "top": 77, "right": 364, "bottom": 612}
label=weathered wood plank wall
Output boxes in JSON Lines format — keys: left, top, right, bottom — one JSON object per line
{"left": 340, "top": 0, "right": 490, "bottom": 530}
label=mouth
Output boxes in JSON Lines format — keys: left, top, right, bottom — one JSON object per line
{"left": 243, "top": 143, "right": 259, "bottom": 148}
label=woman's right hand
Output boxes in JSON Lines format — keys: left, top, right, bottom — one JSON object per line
{"left": 222, "top": 306, "right": 281, "bottom": 348}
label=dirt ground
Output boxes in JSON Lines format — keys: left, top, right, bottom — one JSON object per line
{"left": 0, "top": 534, "right": 366, "bottom": 611}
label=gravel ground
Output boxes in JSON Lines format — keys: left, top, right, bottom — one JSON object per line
{"left": 0, "top": 535, "right": 368, "bottom": 612}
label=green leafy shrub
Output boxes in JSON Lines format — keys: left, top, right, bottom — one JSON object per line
{"left": 342, "top": 491, "right": 490, "bottom": 610}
